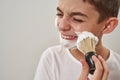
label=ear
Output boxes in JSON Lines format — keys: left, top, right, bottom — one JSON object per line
{"left": 102, "top": 17, "right": 118, "bottom": 34}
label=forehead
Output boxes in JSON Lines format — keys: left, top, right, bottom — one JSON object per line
{"left": 58, "top": 0, "right": 94, "bottom": 11}
{"left": 58, "top": 0, "right": 99, "bottom": 17}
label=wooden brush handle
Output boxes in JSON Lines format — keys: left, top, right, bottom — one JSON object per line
{"left": 85, "top": 51, "right": 97, "bottom": 74}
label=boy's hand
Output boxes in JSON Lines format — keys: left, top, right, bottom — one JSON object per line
{"left": 79, "top": 55, "right": 109, "bottom": 80}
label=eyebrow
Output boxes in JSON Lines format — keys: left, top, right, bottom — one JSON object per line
{"left": 70, "top": 12, "right": 88, "bottom": 18}
{"left": 56, "top": 7, "right": 88, "bottom": 18}
{"left": 57, "top": 7, "right": 62, "bottom": 13}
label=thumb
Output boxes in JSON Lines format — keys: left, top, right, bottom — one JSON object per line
{"left": 79, "top": 59, "right": 89, "bottom": 80}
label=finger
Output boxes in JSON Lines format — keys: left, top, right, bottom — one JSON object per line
{"left": 98, "top": 55, "right": 109, "bottom": 80}
{"left": 92, "top": 55, "right": 103, "bottom": 80}
{"left": 79, "top": 59, "right": 89, "bottom": 80}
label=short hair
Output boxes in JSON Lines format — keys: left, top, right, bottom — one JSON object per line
{"left": 83, "top": 0, "right": 120, "bottom": 23}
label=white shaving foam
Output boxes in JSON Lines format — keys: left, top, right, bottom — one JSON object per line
{"left": 59, "top": 33, "right": 76, "bottom": 49}
{"left": 75, "top": 31, "right": 99, "bottom": 52}
{"left": 55, "top": 17, "right": 58, "bottom": 28}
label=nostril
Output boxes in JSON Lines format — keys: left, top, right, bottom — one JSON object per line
{"left": 59, "top": 26, "right": 71, "bottom": 31}
{"left": 58, "top": 22, "right": 71, "bottom": 31}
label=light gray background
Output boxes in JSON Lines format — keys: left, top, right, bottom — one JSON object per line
{"left": 0, "top": 0, "right": 120, "bottom": 80}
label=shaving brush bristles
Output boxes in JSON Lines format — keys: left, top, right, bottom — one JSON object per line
{"left": 76, "top": 32, "right": 98, "bottom": 54}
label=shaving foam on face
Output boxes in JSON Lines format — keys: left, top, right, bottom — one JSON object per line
{"left": 75, "top": 31, "right": 99, "bottom": 52}
{"left": 55, "top": 17, "right": 58, "bottom": 28}
{"left": 59, "top": 33, "right": 76, "bottom": 49}
{"left": 55, "top": 18, "right": 77, "bottom": 49}
{"left": 75, "top": 32, "right": 82, "bottom": 35}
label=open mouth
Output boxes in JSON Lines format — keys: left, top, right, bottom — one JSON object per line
{"left": 61, "top": 34, "right": 78, "bottom": 40}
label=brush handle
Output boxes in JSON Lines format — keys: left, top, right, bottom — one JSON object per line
{"left": 85, "top": 52, "right": 97, "bottom": 74}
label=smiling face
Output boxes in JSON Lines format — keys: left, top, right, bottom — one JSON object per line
{"left": 56, "top": 0, "right": 107, "bottom": 47}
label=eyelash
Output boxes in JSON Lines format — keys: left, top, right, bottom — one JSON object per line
{"left": 56, "top": 13, "right": 63, "bottom": 17}
{"left": 73, "top": 18, "right": 84, "bottom": 23}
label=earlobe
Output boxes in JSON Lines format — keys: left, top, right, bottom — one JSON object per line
{"left": 102, "top": 17, "right": 118, "bottom": 34}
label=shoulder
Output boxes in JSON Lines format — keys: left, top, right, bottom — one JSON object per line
{"left": 110, "top": 50, "right": 120, "bottom": 61}
{"left": 106, "top": 50, "right": 120, "bottom": 79}
{"left": 42, "top": 45, "right": 66, "bottom": 55}
{"left": 107, "top": 50, "right": 120, "bottom": 66}
{"left": 40, "top": 45, "right": 67, "bottom": 61}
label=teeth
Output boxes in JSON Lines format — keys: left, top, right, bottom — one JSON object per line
{"left": 62, "top": 35, "right": 77, "bottom": 39}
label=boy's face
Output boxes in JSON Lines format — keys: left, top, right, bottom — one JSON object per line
{"left": 56, "top": 0, "right": 106, "bottom": 45}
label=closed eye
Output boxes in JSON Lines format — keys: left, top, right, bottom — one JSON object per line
{"left": 73, "top": 18, "right": 84, "bottom": 23}
{"left": 56, "top": 13, "right": 63, "bottom": 16}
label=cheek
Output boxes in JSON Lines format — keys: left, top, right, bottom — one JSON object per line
{"left": 72, "top": 25, "right": 87, "bottom": 32}
{"left": 73, "top": 26, "right": 95, "bottom": 33}
{"left": 73, "top": 24, "right": 102, "bottom": 36}
{"left": 71, "top": 22, "right": 98, "bottom": 32}
{"left": 90, "top": 26, "right": 103, "bottom": 37}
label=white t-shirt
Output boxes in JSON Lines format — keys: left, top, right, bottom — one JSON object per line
{"left": 34, "top": 45, "right": 120, "bottom": 80}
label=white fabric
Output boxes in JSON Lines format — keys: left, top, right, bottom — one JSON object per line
{"left": 34, "top": 45, "right": 120, "bottom": 80}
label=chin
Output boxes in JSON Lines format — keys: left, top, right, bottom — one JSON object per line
{"left": 59, "top": 37, "right": 77, "bottom": 49}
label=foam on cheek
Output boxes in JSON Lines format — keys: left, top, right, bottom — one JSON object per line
{"left": 55, "top": 17, "right": 58, "bottom": 28}
{"left": 75, "top": 31, "right": 98, "bottom": 42}
{"left": 55, "top": 17, "right": 62, "bottom": 44}
{"left": 75, "top": 32, "right": 82, "bottom": 36}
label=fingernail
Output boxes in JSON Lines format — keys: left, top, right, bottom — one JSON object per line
{"left": 98, "top": 55, "right": 102, "bottom": 59}
{"left": 92, "top": 55, "right": 97, "bottom": 60}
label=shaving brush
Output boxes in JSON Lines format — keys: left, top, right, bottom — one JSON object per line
{"left": 76, "top": 31, "right": 98, "bottom": 74}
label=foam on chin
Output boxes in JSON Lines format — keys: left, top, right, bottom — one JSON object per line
{"left": 59, "top": 34, "right": 76, "bottom": 49}
{"left": 59, "top": 32, "right": 82, "bottom": 49}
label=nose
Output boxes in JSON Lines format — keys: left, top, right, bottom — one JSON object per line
{"left": 57, "top": 17, "right": 71, "bottom": 31}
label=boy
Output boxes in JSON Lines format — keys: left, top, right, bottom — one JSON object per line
{"left": 34, "top": 0, "right": 120, "bottom": 80}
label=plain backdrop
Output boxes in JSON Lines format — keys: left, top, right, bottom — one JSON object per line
{"left": 0, "top": 0, "right": 120, "bottom": 80}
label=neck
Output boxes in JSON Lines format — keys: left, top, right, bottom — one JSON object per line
{"left": 95, "top": 42, "right": 110, "bottom": 60}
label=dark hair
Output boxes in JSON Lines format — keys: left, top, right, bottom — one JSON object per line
{"left": 84, "top": 0, "right": 120, "bottom": 23}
